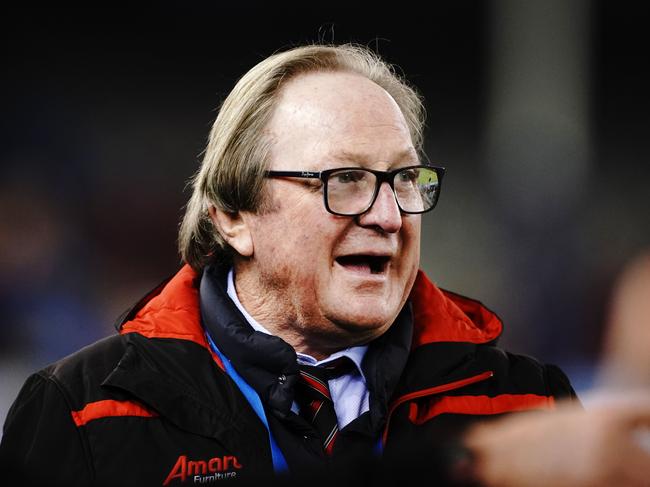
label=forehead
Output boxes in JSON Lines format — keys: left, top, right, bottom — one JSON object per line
{"left": 266, "top": 71, "right": 416, "bottom": 168}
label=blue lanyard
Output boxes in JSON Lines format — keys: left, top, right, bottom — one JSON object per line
{"left": 205, "top": 333, "right": 289, "bottom": 474}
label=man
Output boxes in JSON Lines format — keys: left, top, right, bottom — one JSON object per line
{"left": 1, "top": 43, "right": 647, "bottom": 487}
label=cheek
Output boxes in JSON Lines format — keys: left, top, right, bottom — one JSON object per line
{"left": 259, "top": 216, "right": 333, "bottom": 271}
{"left": 396, "top": 222, "right": 421, "bottom": 294}
{"left": 401, "top": 218, "right": 421, "bottom": 260}
{"left": 291, "top": 215, "right": 333, "bottom": 249}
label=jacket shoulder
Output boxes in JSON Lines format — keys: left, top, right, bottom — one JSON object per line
{"left": 1, "top": 362, "right": 97, "bottom": 485}
{"left": 39, "top": 334, "right": 130, "bottom": 410}
{"left": 478, "top": 345, "right": 579, "bottom": 402}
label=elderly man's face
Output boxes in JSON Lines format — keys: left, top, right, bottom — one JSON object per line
{"left": 238, "top": 71, "right": 421, "bottom": 355}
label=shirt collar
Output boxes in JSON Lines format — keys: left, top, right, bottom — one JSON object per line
{"left": 226, "top": 268, "right": 368, "bottom": 381}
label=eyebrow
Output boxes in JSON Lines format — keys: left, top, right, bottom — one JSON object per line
{"left": 331, "top": 148, "right": 419, "bottom": 166}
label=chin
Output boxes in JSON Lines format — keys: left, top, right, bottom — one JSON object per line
{"left": 321, "top": 281, "right": 407, "bottom": 327}
{"left": 330, "top": 300, "right": 399, "bottom": 334}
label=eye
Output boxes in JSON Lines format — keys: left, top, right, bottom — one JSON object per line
{"left": 397, "top": 168, "right": 419, "bottom": 183}
{"left": 333, "top": 170, "right": 368, "bottom": 184}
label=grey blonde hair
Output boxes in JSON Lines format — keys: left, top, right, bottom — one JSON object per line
{"left": 178, "top": 43, "right": 426, "bottom": 271}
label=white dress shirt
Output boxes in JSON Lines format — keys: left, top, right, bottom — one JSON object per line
{"left": 226, "top": 269, "right": 370, "bottom": 428}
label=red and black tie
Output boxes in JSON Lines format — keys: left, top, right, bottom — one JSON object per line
{"left": 295, "top": 357, "right": 354, "bottom": 456}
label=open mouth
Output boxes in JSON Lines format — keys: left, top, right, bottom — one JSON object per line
{"left": 335, "top": 255, "right": 390, "bottom": 275}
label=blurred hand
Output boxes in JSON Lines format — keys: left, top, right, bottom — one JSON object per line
{"left": 464, "top": 250, "right": 650, "bottom": 487}
{"left": 600, "top": 251, "right": 650, "bottom": 389}
{"left": 465, "top": 394, "right": 650, "bottom": 487}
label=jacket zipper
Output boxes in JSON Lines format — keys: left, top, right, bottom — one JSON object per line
{"left": 382, "top": 370, "right": 494, "bottom": 446}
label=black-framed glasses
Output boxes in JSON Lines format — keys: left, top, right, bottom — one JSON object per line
{"left": 265, "top": 165, "right": 445, "bottom": 216}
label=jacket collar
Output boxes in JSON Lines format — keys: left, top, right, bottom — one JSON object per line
{"left": 117, "top": 264, "right": 207, "bottom": 347}
{"left": 409, "top": 269, "right": 502, "bottom": 347}
{"left": 199, "top": 264, "right": 300, "bottom": 416}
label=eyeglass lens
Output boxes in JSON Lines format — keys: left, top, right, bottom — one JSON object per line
{"left": 326, "top": 167, "right": 440, "bottom": 215}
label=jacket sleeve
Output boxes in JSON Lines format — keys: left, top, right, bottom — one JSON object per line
{"left": 0, "top": 372, "right": 93, "bottom": 487}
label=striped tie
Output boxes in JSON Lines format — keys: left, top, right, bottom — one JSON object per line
{"left": 295, "top": 358, "right": 353, "bottom": 456}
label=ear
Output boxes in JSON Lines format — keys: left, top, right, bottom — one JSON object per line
{"left": 208, "top": 205, "right": 254, "bottom": 257}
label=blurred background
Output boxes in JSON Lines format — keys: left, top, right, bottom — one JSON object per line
{"left": 2, "top": 2, "right": 649, "bottom": 427}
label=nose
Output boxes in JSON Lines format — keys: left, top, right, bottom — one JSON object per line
{"left": 356, "top": 182, "right": 403, "bottom": 233}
